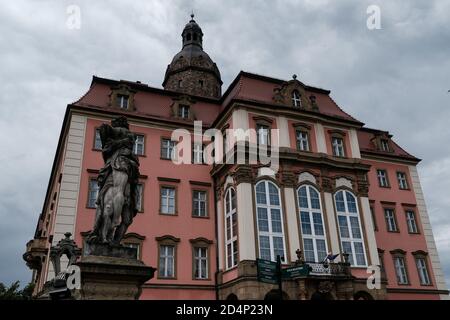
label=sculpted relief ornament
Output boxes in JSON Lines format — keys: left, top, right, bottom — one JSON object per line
{"left": 87, "top": 116, "right": 140, "bottom": 246}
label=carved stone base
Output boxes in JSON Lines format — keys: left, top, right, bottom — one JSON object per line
{"left": 75, "top": 255, "right": 155, "bottom": 300}
{"left": 83, "top": 242, "right": 138, "bottom": 259}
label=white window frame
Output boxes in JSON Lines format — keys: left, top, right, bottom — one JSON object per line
{"left": 292, "top": 90, "right": 301, "bottom": 107}
{"left": 160, "top": 187, "right": 175, "bottom": 214}
{"left": 334, "top": 190, "right": 367, "bottom": 267}
{"left": 384, "top": 208, "right": 397, "bottom": 232}
{"left": 255, "top": 181, "right": 287, "bottom": 263}
{"left": 416, "top": 257, "right": 431, "bottom": 285}
{"left": 332, "top": 137, "right": 345, "bottom": 157}
{"left": 193, "top": 190, "right": 207, "bottom": 217}
{"left": 297, "top": 185, "right": 328, "bottom": 263}
{"left": 159, "top": 245, "right": 175, "bottom": 278}
{"left": 123, "top": 242, "right": 140, "bottom": 258}
{"left": 406, "top": 210, "right": 418, "bottom": 233}
{"left": 194, "top": 247, "right": 208, "bottom": 279}
{"left": 394, "top": 256, "right": 408, "bottom": 284}
{"left": 377, "top": 170, "right": 389, "bottom": 187}
{"left": 225, "top": 188, "right": 238, "bottom": 269}
{"left": 178, "top": 104, "right": 190, "bottom": 119}
{"left": 133, "top": 134, "right": 145, "bottom": 156}
{"left": 256, "top": 124, "right": 270, "bottom": 146}
{"left": 118, "top": 94, "right": 129, "bottom": 109}
{"left": 296, "top": 130, "right": 309, "bottom": 151}
{"left": 192, "top": 143, "right": 204, "bottom": 164}
{"left": 397, "top": 172, "right": 408, "bottom": 189}
{"left": 161, "top": 138, "right": 176, "bottom": 160}
{"left": 88, "top": 179, "right": 99, "bottom": 208}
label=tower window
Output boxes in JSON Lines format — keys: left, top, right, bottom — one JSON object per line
{"left": 193, "top": 33, "right": 198, "bottom": 41}
{"left": 187, "top": 33, "right": 191, "bottom": 41}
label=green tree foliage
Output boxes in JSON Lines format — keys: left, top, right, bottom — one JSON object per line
{"left": 0, "top": 281, "right": 34, "bottom": 300}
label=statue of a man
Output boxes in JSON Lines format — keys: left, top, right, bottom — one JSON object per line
{"left": 88, "top": 116, "right": 140, "bottom": 246}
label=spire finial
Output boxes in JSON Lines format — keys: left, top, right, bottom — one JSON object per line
{"left": 292, "top": 74, "right": 297, "bottom": 80}
{"left": 190, "top": 11, "right": 195, "bottom": 21}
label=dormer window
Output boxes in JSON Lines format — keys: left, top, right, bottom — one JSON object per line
{"left": 117, "top": 94, "right": 129, "bottom": 109}
{"left": 292, "top": 90, "right": 301, "bottom": 107}
{"left": 178, "top": 104, "right": 190, "bottom": 119}
{"left": 199, "top": 80, "right": 204, "bottom": 88}
{"left": 178, "top": 80, "right": 183, "bottom": 88}
{"left": 380, "top": 139, "right": 390, "bottom": 152}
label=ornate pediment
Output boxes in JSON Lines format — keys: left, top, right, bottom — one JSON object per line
{"left": 170, "top": 94, "right": 197, "bottom": 121}
{"left": 272, "top": 75, "right": 318, "bottom": 111}
{"left": 109, "top": 83, "right": 136, "bottom": 111}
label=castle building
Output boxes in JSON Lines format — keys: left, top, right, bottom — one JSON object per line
{"left": 24, "top": 15, "right": 448, "bottom": 300}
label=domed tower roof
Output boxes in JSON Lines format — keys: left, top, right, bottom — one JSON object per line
{"left": 163, "top": 14, "right": 222, "bottom": 99}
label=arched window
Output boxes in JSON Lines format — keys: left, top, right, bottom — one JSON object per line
{"left": 297, "top": 185, "right": 328, "bottom": 262}
{"left": 334, "top": 190, "right": 367, "bottom": 267}
{"left": 292, "top": 90, "right": 301, "bottom": 107}
{"left": 255, "top": 180, "right": 286, "bottom": 262}
{"left": 224, "top": 188, "right": 238, "bottom": 269}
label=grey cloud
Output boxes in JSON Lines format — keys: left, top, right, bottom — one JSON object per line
{"left": 0, "top": 0, "right": 449, "bottom": 288}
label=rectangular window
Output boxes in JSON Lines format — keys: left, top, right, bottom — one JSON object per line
{"left": 332, "top": 137, "right": 345, "bottom": 157}
{"left": 192, "top": 144, "right": 204, "bottom": 164}
{"left": 160, "top": 187, "right": 175, "bottom": 214}
{"left": 135, "top": 184, "right": 143, "bottom": 212}
{"left": 159, "top": 245, "right": 175, "bottom": 278}
{"left": 133, "top": 135, "right": 145, "bottom": 156}
{"left": 123, "top": 242, "right": 140, "bottom": 258}
{"left": 377, "top": 169, "right": 389, "bottom": 187}
{"left": 257, "top": 124, "right": 270, "bottom": 146}
{"left": 394, "top": 256, "right": 408, "bottom": 284}
{"left": 193, "top": 190, "right": 207, "bottom": 217}
{"left": 117, "top": 94, "right": 129, "bottom": 109}
{"left": 161, "top": 138, "right": 176, "bottom": 159}
{"left": 380, "top": 139, "right": 390, "bottom": 151}
{"left": 416, "top": 258, "right": 431, "bottom": 285}
{"left": 384, "top": 208, "right": 398, "bottom": 232}
{"left": 406, "top": 210, "right": 418, "bottom": 233}
{"left": 225, "top": 188, "right": 238, "bottom": 269}
{"left": 194, "top": 247, "right": 208, "bottom": 279}
{"left": 94, "top": 129, "right": 102, "bottom": 150}
{"left": 296, "top": 131, "right": 309, "bottom": 151}
{"left": 397, "top": 172, "right": 409, "bottom": 190}
{"left": 87, "top": 179, "right": 99, "bottom": 208}
{"left": 178, "top": 104, "right": 190, "bottom": 119}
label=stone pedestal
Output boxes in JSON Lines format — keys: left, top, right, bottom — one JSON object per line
{"left": 75, "top": 244, "right": 155, "bottom": 300}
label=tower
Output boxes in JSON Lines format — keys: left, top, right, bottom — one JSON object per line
{"left": 163, "top": 14, "right": 222, "bottom": 99}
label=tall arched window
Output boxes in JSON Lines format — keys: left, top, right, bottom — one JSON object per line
{"left": 297, "top": 185, "right": 328, "bottom": 262}
{"left": 334, "top": 190, "right": 367, "bottom": 267}
{"left": 224, "top": 188, "right": 238, "bottom": 269}
{"left": 255, "top": 180, "right": 286, "bottom": 262}
{"left": 292, "top": 90, "right": 301, "bottom": 107}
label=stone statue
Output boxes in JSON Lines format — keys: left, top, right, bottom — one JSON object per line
{"left": 87, "top": 116, "right": 140, "bottom": 246}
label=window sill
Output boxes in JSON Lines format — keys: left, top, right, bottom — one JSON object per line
{"left": 157, "top": 276, "right": 177, "bottom": 280}
{"left": 192, "top": 215, "right": 210, "bottom": 219}
{"left": 159, "top": 212, "right": 178, "bottom": 216}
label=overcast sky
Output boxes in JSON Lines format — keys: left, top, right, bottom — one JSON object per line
{"left": 0, "top": 0, "right": 449, "bottom": 290}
